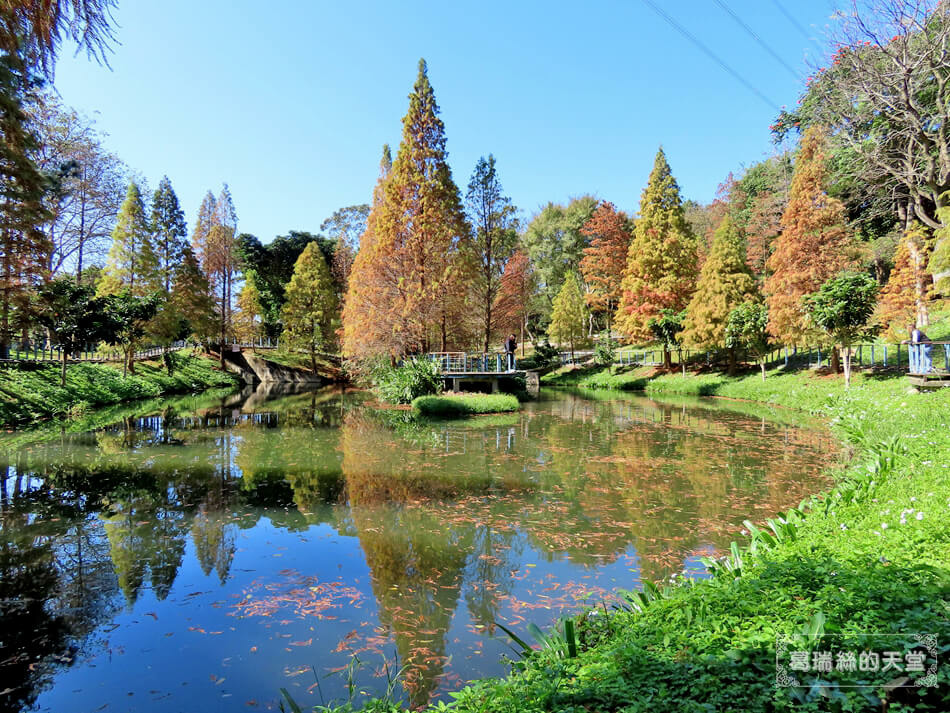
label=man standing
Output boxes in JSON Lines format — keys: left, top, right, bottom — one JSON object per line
{"left": 504, "top": 333, "right": 517, "bottom": 372}
{"left": 905, "top": 324, "right": 933, "bottom": 374}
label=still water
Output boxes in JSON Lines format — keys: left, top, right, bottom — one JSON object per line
{"left": 0, "top": 385, "right": 836, "bottom": 712}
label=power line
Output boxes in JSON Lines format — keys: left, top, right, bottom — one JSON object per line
{"left": 771, "top": 0, "right": 822, "bottom": 49}
{"left": 640, "top": 0, "right": 782, "bottom": 112}
{"left": 712, "top": 0, "right": 802, "bottom": 80}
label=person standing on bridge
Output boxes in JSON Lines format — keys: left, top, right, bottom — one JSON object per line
{"left": 904, "top": 324, "right": 933, "bottom": 374}
{"left": 504, "top": 333, "right": 517, "bottom": 372}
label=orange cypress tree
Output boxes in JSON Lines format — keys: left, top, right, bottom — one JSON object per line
{"left": 765, "top": 127, "right": 852, "bottom": 345}
{"left": 493, "top": 249, "right": 534, "bottom": 353}
{"left": 341, "top": 145, "right": 395, "bottom": 362}
{"left": 579, "top": 201, "right": 631, "bottom": 336}
{"left": 344, "top": 60, "right": 469, "bottom": 360}
{"left": 876, "top": 223, "right": 933, "bottom": 339}
{"left": 615, "top": 148, "right": 698, "bottom": 342}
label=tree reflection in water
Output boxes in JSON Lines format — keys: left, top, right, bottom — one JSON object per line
{"left": 0, "top": 384, "right": 834, "bottom": 711}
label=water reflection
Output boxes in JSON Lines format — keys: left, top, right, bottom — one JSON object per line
{"left": 0, "top": 384, "right": 835, "bottom": 712}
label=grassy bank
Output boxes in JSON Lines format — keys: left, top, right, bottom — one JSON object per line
{"left": 0, "top": 351, "right": 238, "bottom": 427}
{"left": 328, "top": 366, "right": 949, "bottom": 712}
{"left": 412, "top": 392, "right": 520, "bottom": 416}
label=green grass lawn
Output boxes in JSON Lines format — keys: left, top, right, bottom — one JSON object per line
{"left": 329, "top": 366, "right": 950, "bottom": 712}
{"left": 412, "top": 392, "right": 520, "bottom": 416}
{"left": 0, "top": 351, "right": 238, "bottom": 427}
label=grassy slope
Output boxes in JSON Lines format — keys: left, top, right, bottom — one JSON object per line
{"left": 412, "top": 392, "right": 520, "bottom": 416}
{"left": 345, "top": 366, "right": 950, "bottom": 712}
{"left": 0, "top": 351, "right": 237, "bottom": 427}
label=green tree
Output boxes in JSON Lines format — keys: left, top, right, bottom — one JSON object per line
{"left": 0, "top": 53, "right": 52, "bottom": 358}
{"left": 233, "top": 279, "right": 264, "bottom": 342}
{"left": 647, "top": 308, "right": 685, "bottom": 371}
{"left": 929, "top": 206, "right": 950, "bottom": 294}
{"left": 35, "top": 277, "right": 114, "bottom": 385}
{"left": 103, "top": 290, "right": 159, "bottom": 376}
{"left": 725, "top": 302, "right": 771, "bottom": 381}
{"left": 150, "top": 176, "right": 187, "bottom": 292}
{"left": 280, "top": 241, "right": 336, "bottom": 373}
{"left": 465, "top": 154, "right": 519, "bottom": 352}
{"left": 97, "top": 181, "right": 158, "bottom": 296}
{"left": 616, "top": 148, "right": 698, "bottom": 345}
{"left": 236, "top": 231, "right": 333, "bottom": 336}
{"left": 804, "top": 271, "right": 879, "bottom": 388}
{"left": 547, "top": 272, "right": 587, "bottom": 361}
{"left": 522, "top": 196, "right": 598, "bottom": 324}
{"left": 682, "top": 215, "right": 758, "bottom": 373}
{"left": 170, "top": 245, "right": 215, "bottom": 343}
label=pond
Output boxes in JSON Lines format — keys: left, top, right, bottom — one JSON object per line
{"left": 0, "top": 385, "right": 837, "bottom": 712}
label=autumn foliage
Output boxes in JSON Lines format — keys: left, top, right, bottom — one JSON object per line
{"left": 615, "top": 148, "right": 698, "bottom": 342}
{"left": 876, "top": 223, "right": 933, "bottom": 339}
{"left": 579, "top": 201, "right": 630, "bottom": 334}
{"left": 765, "top": 127, "right": 852, "bottom": 345}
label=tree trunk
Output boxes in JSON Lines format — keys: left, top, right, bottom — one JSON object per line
{"left": 843, "top": 346, "right": 851, "bottom": 389}
{"left": 727, "top": 347, "right": 737, "bottom": 376}
{"left": 760, "top": 358, "right": 767, "bottom": 381}
{"left": 61, "top": 349, "right": 67, "bottom": 387}
{"left": 310, "top": 347, "right": 317, "bottom": 374}
{"left": 830, "top": 345, "right": 841, "bottom": 374}
{"left": 663, "top": 348, "right": 672, "bottom": 370}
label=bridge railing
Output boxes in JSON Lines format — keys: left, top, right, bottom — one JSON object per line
{"left": 427, "top": 352, "right": 515, "bottom": 373}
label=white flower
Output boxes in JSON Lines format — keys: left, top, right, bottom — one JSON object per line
{"left": 840, "top": 524, "right": 847, "bottom": 531}
{"left": 916, "top": 512, "right": 924, "bottom": 520}
{"left": 881, "top": 522, "right": 888, "bottom": 529}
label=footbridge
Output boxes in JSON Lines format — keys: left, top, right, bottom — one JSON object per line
{"left": 427, "top": 352, "right": 539, "bottom": 395}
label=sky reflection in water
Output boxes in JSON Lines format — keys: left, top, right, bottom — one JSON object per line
{"left": 0, "top": 385, "right": 836, "bottom": 712}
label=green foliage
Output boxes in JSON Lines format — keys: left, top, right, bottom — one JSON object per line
{"left": 521, "top": 196, "right": 598, "bottom": 323}
{"left": 150, "top": 176, "right": 188, "bottom": 292}
{"left": 804, "top": 271, "right": 879, "bottom": 347}
{"left": 280, "top": 241, "right": 337, "bottom": 372}
{"left": 237, "top": 231, "right": 334, "bottom": 337}
{"left": 593, "top": 331, "right": 616, "bottom": 367}
{"left": 726, "top": 302, "right": 771, "bottom": 378}
{"left": 928, "top": 206, "right": 950, "bottom": 294}
{"left": 547, "top": 272, "right": 587, "bottom": 355}
{"left": 411, "top": 393, "right": 519, "bottom": 416}
{"left": 647, "top": 308, "right": 684, "bottom": 349}
{"left": 0, "top": 352, "right": 236, "bottom": 427}
{"left": 97, "top": 181, "right": 158, "bottom": 296}
{"left": 375, "top": 357, "right": 443, "bottom": 404}
{"left": 518, "top": 340, "right": 560, "bottom": 370}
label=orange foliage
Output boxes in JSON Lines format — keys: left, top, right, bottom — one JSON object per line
{"left": 579, "top": 202, "right": 631, "bottom": 330}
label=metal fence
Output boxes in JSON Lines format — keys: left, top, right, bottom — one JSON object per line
{"left": 427, "top": 352, "right": 516, "bottom": 373}
{"left": 0, "top": 336, "right": 280, "bottom": 364}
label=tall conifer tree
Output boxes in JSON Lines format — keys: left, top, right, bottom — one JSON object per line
{"left": 342, "top": 145, "right": 394, "bottom": 363}
{"left": 372, "top": 59, "right": 469, "bottom": 355}
{"left": 682, "top": 215, "right": 758, "bottom": 364}
{"left": 150, "top": 176, "right": 187, "bottom": 292}
{"left": 615, "top": 148, "right": 698, "bottom": 342}
{"left": 97, "top": 180, "right": 158, "bottom": 296}
{"left": 281, "top": 241, "right": 336, "bottom": 373}
{"left": 765, "top": 127, "right": 852, "bottom": 346}
{"left": 580, "top": 201, "right": 631, "bottom": 337}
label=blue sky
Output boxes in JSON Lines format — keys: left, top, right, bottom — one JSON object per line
{"left": 51, "top": 0, "right": 837, "bottom": 242}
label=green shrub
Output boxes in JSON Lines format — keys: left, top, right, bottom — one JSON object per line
{"left": 375, "top": 357, "right": 443, "bottom": 404}
{"left": 412, "top": 393, "right": 519, "bottom": 416}
{"left": 594, "top": 331, "right": 617, "bottom": 366}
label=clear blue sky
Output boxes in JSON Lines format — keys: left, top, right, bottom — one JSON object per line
{"left": 51, "top": 0, "right": 837, "bottom": 242}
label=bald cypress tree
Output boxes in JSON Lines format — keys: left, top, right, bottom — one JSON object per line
{"left": 765, "top": 127, "right": 852, "bottom": 347}
{"left": 371, "top": 59, "right": 469, "bottom": 355}
{"left": 97, "top": 181, "right": 158, "bottom": 296}
{"left": 281, "top": 241, "right": 336, "bottom": 373}
{"left": 682, "top": 215, "right": 757, "bottom": 371}
{"left": 616, "top": 148, "right": 697, "bottom": 365}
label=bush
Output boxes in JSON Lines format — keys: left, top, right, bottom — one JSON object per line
{"left": 374, "top": 357, "right": 443, "bottom": 404}
{"left": 518, "top": 340, "right": 561, "bottom": 370}
{"left": 412, "top": 393, "right": 519, "bottom": 416}
{"left": 594, "top": 331, "right": 617, "bottom": 366}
